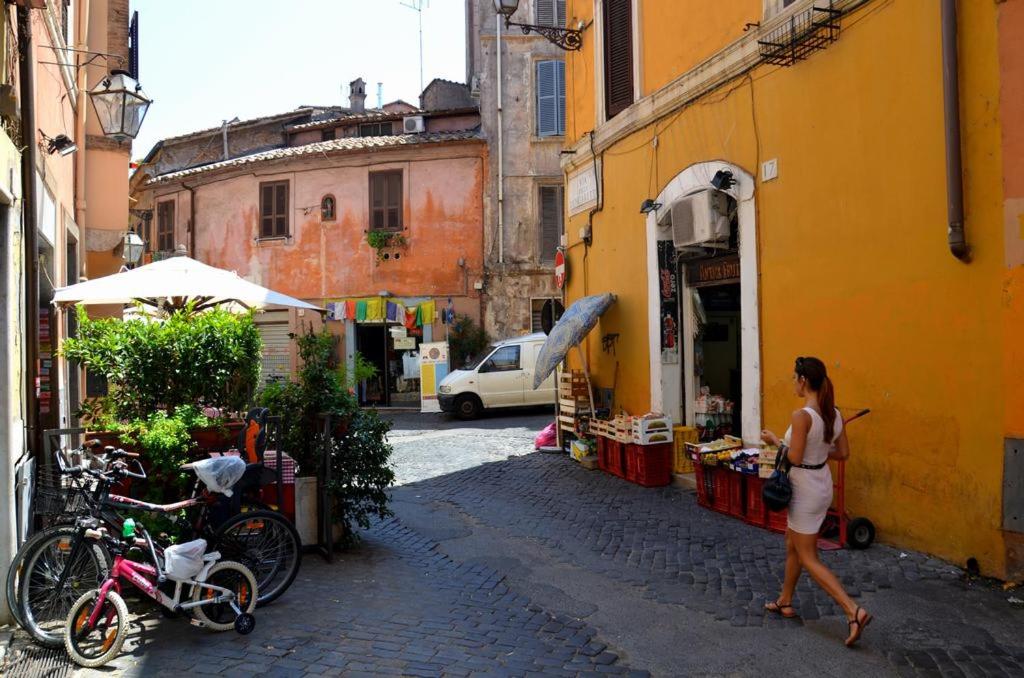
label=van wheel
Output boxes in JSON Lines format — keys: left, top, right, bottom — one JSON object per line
{"left": 454, "top": 394, "right": 482, "bottom": 420}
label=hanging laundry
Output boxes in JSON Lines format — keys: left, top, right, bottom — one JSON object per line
{"left": 355, "top": 300, "right": 368, "bottom": 322}
{"left": 419, "top": 300, "right": 436, "bottom": 326}
{"left": 405, "top": 307, "right": 418, "bottom": 329}
{"left": 345, "top": 300, "right": 356, "bottom": 320}
{"left": 366, "top": 297, "right": 384, "bottom": 321}
{"left": 386, "top": 301, "right": 400, "bottom": 323}
{"left": 396, "top": 303, "right": 406, "bottom": 325}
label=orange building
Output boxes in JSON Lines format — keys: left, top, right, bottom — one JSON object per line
{"left": 130, "top": 87, "right": 487, "bottom": 406}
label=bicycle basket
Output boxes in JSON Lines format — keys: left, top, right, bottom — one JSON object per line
{"left": 32, "top": 461, "right": 95, "bottom": 521}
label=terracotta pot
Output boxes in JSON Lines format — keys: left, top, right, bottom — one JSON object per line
{"left": 190, "top": 421, "right": 244, "bottom": 451}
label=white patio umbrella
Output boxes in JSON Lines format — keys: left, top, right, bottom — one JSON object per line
{"left": 52, "top": 256, "right": 325, "bottom": 313}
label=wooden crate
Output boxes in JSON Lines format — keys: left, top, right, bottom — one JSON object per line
{"left": 558, "top": 371, "right": 588, "bottom": 398}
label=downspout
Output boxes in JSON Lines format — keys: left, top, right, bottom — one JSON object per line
{"left": 183, "top": 182, "right": 196, "bottom": 256}
{"left": 941, "top": 0, "right": 969, "bottom": 262}
{"left": 496, "top": 13, "right": 504, "bottom": 265}
{"left": 74, "top": 0, "right": 90, "bottom": 278}
{"left": 18, "top": 5, "right": 40, "bottom": 455}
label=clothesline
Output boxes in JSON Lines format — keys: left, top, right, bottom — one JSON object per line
{"left": 325, "top": 298, "right": 437, "bottom": 328}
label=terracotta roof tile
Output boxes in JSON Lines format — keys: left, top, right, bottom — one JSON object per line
{"left": 149, "top": 130, "right": 483, "bottom": 184}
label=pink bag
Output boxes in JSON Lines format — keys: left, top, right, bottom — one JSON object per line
{"left": 534, "top": 422, "right": 557, "bottom": 450}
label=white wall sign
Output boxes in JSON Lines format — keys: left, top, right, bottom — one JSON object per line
{"left": 568, "top": 164, "right": 599, "bottom": 215}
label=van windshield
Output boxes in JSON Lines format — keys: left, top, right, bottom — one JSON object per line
{"left": 463, "top": 345, "right": 498, "bottom": 371}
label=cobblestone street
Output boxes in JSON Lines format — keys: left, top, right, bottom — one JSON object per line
{"left": 8, "top": 411, "right": 1024, "bottom": 677}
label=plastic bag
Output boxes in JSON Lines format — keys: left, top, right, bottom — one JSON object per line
{"left": 163, "top": 538, "right": 207, "bottom": 581}
{"left": 192, "top": 456, "right": 246, "bottom": 496}
{"left": 534, "top": 422, "right": 557, "bottom": 450}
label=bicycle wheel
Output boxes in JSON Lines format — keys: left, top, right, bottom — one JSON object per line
{"left": 20, "top": 530, "right": 110, "bottom": 648}
{"left": 5, "top": 525, "right": 86, "bottom": 630}
{"left": 64, "top": 589, "right": 128, "bottom": 669}
{"left": 190, "top": 560, "right": 258, "bottom": 631}
{"left": 212, "top": 510, "right": 301, "bottom": 606}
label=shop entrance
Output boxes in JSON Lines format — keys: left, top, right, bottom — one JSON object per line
{"left": 355, "top": 322, "right": 423, "bottom": 408}
{"left": 691, "top": 282, "right": 741, "bottom": 440}
{"left": 356, "top": 324, "right": 389, "bottom": 406}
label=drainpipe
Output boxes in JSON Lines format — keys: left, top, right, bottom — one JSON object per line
{"left": 941, "top": 0, "right": 969, "bottom": 262}
{"left": 18, "top": 5, "right": 40, "bottom": 455}
{"left": 183, "top": 183, "right": 197, "bottom": 256}
{"left": 496, "top": 12, "right": 504, "bottom": 265}
{"left": 74, "top": 0, "right": 90, "bottom": 278}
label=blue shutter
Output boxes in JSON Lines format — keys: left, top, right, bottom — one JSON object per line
{"left": 536, "top": 61, "right": 557, "bottom": 137}
{"left": 556, "top": 60, "right": 565, "bottom": 136}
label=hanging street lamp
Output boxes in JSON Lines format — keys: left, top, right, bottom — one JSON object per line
{"left": 493, "top": 0, "right": 584, "bottom": 51}
{"left": 88, "top": 69, "right": 152, "bottom": 142}
{"left": 121, "top": 230, "right": 145, "bottom": 267}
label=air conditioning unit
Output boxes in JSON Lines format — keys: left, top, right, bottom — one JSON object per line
{"left": 667, "top": 189, "right": 731, "bottom": 250}
{"left": 403, "top": 116, "right": 425, "bottom": 134}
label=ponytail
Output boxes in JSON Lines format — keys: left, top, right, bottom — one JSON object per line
{"left": 819, "top": 375, "right": 836, "bottom": 443}
{"left": 795, "top": 356, "right": 837, "bottom": 442}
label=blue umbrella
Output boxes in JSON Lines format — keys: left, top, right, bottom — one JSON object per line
{"left": 533, "top": 293, "right": 616, "bottom": 398}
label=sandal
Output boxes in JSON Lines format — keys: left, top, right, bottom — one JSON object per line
{"left": 764, "top": 600, "right": 799, "bottom": 618}
{"left": 845, "top": 607, "right": 873, "bottom": 647}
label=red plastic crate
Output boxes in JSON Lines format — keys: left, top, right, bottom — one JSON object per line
{"left": 693, "top": 463, "right": 713, "bottom": 507}
{"left": 766, "top": 506, "right": 789, "bottom": 533}
{"left": 743, "top": 475, "right": 768, "bottom": 527}
{"left": 711, "top": 469, "right": 731, "bottom": 513}
{"left": 726, "top": 470, "right": 745, "bottom": 519}
{"left": 598, "top": 437, "right": 626, "bottom": 478}
{"left": 625, "top": 443, "right": 672, "bottom": 487}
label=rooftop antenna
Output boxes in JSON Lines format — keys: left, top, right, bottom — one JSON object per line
{"left": 400, "top": 0, "right": 428, "bottom": 93}
{"left": 377, "top": 82, "right": 383, "bottom": 109}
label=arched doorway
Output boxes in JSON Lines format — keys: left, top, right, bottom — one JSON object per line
{"left": 644, "top": 161, "right": 761, "bottom": 443}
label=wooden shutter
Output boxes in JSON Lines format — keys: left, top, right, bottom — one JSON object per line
{"left": 539, "top": 186, "right": 563, "bottom": 264}
{"left": 259, "top": 181, "right": 289, "bottom": 238}
{"left": 536, "top": 61, "right": 557, "bottom": 137}
{"left": 537, "top": 0, "right": 567, "bottom": 26}
{"left": 157, "top": 200, "right": 174, "bottom": 251}
{"left": 603, "top": 0, "right": 634, "bottom": 119}
{"left": 370, "top": 171, "right": 403, "bottom": 231}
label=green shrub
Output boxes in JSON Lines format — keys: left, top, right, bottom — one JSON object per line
{"left": 448, "top": 314, "right": 490, "bottom": 368}
{"left": 61, "top": 305, "right": 262, "bottom": 421}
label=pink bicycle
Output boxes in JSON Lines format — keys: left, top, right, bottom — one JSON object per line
{"left": 63, "top": 519, "right": 257, "bottom": 668}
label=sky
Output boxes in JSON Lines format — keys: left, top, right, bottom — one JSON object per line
{"left": 129, "top": 0, "right": 467, "bottom": 160}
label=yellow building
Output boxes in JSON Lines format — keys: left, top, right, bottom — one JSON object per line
{"left": 560, "top": 0, "right": 1024, "bottom": 579}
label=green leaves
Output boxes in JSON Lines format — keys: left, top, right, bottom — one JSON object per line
{"left": 61, "top": 305, "right": 262, "bottom": 421}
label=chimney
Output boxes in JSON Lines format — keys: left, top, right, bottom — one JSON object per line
{"left": 349, "top": 77, "right": 366, "bottom": 113}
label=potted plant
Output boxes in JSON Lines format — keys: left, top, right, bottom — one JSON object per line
{"left": 258, "top": 328, "right": 394, "bottom": 547}
{"left": 366, "top": 230, "right": 408, "bottom": 262}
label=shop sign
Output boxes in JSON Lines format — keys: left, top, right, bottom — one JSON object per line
{"left": 419, "top": 342, "right": 450, "bottom": 413}
{"left": 394, "top": 337, "right": 416, "bottom": 350}
{"left": 687, "top": 254, "right": 740, "bottom": 287}
{"left": 658, "top": 240, "right": 679, "bottom": 364}
{"left": 554, "top": 250, "right": 567, "bottom": 290}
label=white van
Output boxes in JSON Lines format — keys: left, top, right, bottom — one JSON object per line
{"left": 438, "top": 333, "right": 556, "bottom": 419}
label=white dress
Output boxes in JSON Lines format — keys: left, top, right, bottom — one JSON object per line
{"left": 783, "top": 407, "right": 843, "bottom": 535}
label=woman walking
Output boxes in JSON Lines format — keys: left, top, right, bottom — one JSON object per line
{"left": 760, "top": 357, "right": 872, "bottom": 647}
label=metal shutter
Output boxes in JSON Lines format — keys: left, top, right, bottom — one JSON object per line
{"left": 604, "top": 0, "right": 634, "bottom": 119}
{"left": 539, "top": 185, "right": 563, "bottom": 263}
{"left": 258, "top": 323, "right": 291, "bottom": 384}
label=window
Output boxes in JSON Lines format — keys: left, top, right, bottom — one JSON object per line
{"left": 369, "top": 171, "right": 403, "bottom": 231}
{"left": 536, "top": 60, "right": 566, "bottom": 137}
{"left": 259, "top": 180, "right": 290, "bottom": 238}
{"left": 360, "top": 122, "right": 393, "bottom": 137}
{"left": 483, "top": 345, "right": 521, "bottom": 372}
{"left": 322, "top": 128, "right": 336, "bottom": 141}
{"left": 156, "top": 200, "right": 174, "bottom": 251}
{"left": 531, "top": 298, "right": 565, "bottom": 333}
{"left": 603, "top": 0, "right": 634, "bottom": 119}
{"left": 539, "top": 185, "right": 563, "bottom": 263}
{"left": 536, "top": 0, "right": 566, "bottom": 26}
{"left": 321, "top": 195, "right": 336, "bottom": 221}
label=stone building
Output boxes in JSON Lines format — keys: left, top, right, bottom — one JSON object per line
{"left": 466, "top": 0, "right": 566, "bottom": 339}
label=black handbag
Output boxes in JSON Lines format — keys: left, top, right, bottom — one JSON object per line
{"left": 762, "top": 445, "right": 792, "bottom": 512}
